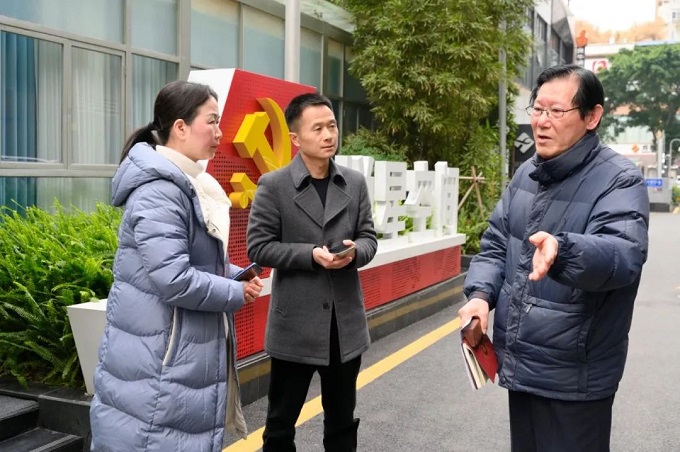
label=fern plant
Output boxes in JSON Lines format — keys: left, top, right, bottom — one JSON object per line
{"left": 0, "top": 202, "right": 121, "bottom": 388}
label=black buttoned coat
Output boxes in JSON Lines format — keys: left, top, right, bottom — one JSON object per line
{"left": 247, "top": 153, "right": 378, "bottom": 365}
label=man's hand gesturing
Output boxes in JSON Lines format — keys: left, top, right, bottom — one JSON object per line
{"left": 528, "top": 231, "right": 558, "bottom": 281}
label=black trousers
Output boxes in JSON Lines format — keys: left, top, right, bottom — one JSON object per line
{"left": 508, "top": 390, "right": 615, "bottom": 452}
{"left": 262, "top": 312, "right": 362, "bottom": 452}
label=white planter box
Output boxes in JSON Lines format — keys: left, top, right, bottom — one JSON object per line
{"left": 67, "top": 299, "right": 107, "bottom": 396}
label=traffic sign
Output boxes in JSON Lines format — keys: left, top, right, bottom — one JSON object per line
{"left": 646, "top": 178, "right": 663, "bottom": 188}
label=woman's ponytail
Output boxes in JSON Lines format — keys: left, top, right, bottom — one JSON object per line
{"left": 119, "top": 122, "right": 159, "bottom": 164}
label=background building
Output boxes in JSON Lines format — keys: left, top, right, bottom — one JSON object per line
{"left": 1, "top": 0, "right": 579, "bottom": 210}
{"left": 511, "top": 0, "right": 576, "bottom": 175}
{"left": 657, "top": 0, "right": 680, "bottom": 41}
{"left": 582, "top": 42, "right": 659, "bottom": 176}
{"left": 0, "top": 0, "right": 371, "bottom": 211}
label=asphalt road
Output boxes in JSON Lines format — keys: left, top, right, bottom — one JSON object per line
{"left": 226, "top": 211, "right": 680, "bottom": 451}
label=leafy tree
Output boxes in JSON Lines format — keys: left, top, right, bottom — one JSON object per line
{"left": 598, "top": 43, "right": 680, "bottom": 148}
{"left": 624, "top": 18, "right": 668, "bottom": 43}
{"left": 340, "top": 128, "right": 408, "bottom": 162}
{"left": 335, "top": 0, "right": 531, "bottom": 163}
{"left": 329, "top": 0, "right": 533, "bottom": 252}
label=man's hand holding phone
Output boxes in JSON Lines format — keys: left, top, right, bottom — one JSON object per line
{"left": 329, "top": 242, "right": 356, "bottom": 259}
{"left": 313, "top": 240, "right": 356, "bottom": 269}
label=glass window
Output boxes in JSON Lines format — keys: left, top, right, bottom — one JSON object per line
{"left": 300, "top": 28, "right": 321, "bottom": 89}
{"left": 358, "top": 106, "right": 373, "bottom": 130}
{"left": 131, "top": 0, "right": 178, "bottom": 55}
{"left": 343, "top": 103, "right": 358, "bottom": 137}
{"left": 344, "top": 47, "right": 366, "bottom": 103}
{"left": 330, "top": 98, "right": 341, "bottom": 123}
{"left": 327, "top": 40, "right": 343, "bottom": 97}
{"left": 520, "top": 53, "right": 534, "bottom": 89}
{"left": 560, "top": 41, "right": 570, "bottom": 65}
{"left": 525, "top": 7, "right": 534, "bottom": 32}
{"left": 243, "top": 7, "right": 284, "bottom": 79}
{"left": 519, "top": 9, "right": 535, "bottom": 88}
{"left": 0, "top": 0, "right": 124, "bottom": 43}
{"left": 549, "top": 30, "right": 560, "bottom": 67}
{"left": 0, "top": 178, "right": 35, "bottom": 209}
{"left": 191, "top": 0, "right": 239, "bottom": 68}
{"left": 1, "top": 32, "right": 62, "bottom": 164}
{"left": 132, "top": 56, "right": 178, "bottom": 129}
{"left": 533, "top": 18, "right": 548, "bottom": 82}
{"left": 36, "top": 178, "right": 112, "bottom": 211}
{"left": 0, "top": 177, "right": 111, "bottom": 211}
{"left": 72, "top": 48, "right": 122, "bottom": 165}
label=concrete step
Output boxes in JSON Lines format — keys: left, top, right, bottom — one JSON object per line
{"left": 0, "top": 395, "right": 39, "bottom": 441}
{"left": 0, "top": 427, "right": 83, "bottom": 452}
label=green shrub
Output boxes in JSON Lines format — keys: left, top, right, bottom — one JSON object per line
{"left": 672, "top": 185, "right": 680, "bottom": 206}
{"left": 340, "top": 128, "right": 408, "bottom": 162}
{"left": 458, "top": 208, "right": 489, "bottom": 255}
{"left": 453, "top": 123, "right": 502, "bottom": 255}
{"left": 0, "top": 202, "right": 121, "bottom": 388}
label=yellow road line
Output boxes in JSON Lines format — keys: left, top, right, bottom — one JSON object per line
{"left": 223, "top": 317, "right": 462, "bottom": 452}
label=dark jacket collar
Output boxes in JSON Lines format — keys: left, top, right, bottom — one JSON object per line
{"left": 290, "top": 152, "right": 347, "bottom": 189}
{"left": 529, "top": 132, "right": 600, "bottom": 186}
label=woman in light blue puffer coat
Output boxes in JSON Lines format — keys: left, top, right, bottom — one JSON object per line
{"left": 89, "top": 80, "right": 263, "bottom": 451}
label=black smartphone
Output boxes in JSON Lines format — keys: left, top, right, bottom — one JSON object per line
{"left": 233, "top": 263, "right": 262, "bottom": 281}
{"left": 328, "top": 243, "right": 356, "bottom": 258}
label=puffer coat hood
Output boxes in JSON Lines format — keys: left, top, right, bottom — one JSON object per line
{"left": 111, "top": 143, "right": 194, "bottom": 207}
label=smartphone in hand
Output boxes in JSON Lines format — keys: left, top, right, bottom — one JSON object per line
{"left": 232, "top": 263, "right": 263, "bottom": 281}
{"left": 328, "top": 243, "right": 356, "bottom": 258}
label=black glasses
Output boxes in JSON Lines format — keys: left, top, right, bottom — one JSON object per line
{"left": 525, "top": 106, "right": 580, "bottom": 119}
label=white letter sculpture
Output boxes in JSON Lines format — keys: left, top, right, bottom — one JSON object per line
{"left": 373, "top": 161, "right": 407, "bottom": 240}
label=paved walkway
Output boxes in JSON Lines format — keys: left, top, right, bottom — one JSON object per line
{"left": 225, "top": 212, "right": 680, "bottom": 451}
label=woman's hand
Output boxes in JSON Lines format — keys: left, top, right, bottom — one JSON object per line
{"left": 242, "top": 276, "right": 263, "bottom": 304}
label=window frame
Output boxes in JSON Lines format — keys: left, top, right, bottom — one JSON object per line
{"left": 0, "top": 25, "right": 70, "bottom": 173}
{"left": 0, "top": 3, "right": 182, "bottom": 179}
{"left": 0, "top": 0, "right": 366, "bottom": 180}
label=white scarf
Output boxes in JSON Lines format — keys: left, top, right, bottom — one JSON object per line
{"left": 156, "top": 145, "right": 231, "bottom": 255}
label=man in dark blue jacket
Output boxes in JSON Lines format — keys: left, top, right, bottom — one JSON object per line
{"left": 459, "top": 64, "right": 649, "bottom": 451}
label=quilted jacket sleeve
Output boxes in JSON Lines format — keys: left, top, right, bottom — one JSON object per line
{"left": 130, "top": 181, "right": 245, "bottom": 312}
{"left": 463, "top": 185, "right": 512, "bottom": 311}
{"left": 548, "top": 169, "right": 649, "bottom": 291}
